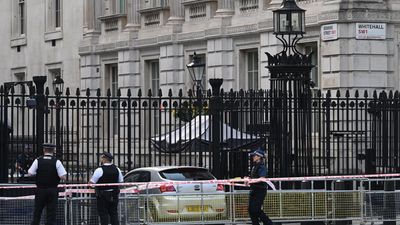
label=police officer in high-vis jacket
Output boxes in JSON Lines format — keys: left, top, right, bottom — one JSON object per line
{"left": 248, "top": 148, "right": 273, "bottom": 225}
{"left": 28, "top": 143, "right": 67, "bottom": 225}
{"left": 89, "top": 152, "right": 123, "bottom": 225}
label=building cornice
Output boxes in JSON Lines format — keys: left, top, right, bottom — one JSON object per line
{"left": 79, "top": 9, "right": 400, "bottom": 55}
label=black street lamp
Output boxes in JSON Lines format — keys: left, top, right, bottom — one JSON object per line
{"left": 186, "top": 52, "right": 206, "bottom": 166}
{"left": 271, "top": 0, "right": 306, "bottom": 57}
{"left": 273, "top": 0, "right": 305, "bottom": 35}
{"left": 186, "top": 52, "right": 206, "bottom": 92}
{"left": 52, "top": 75, "right": 64, "bottom": 159}
{"left": 52, "top": 75, "right": 64, "bottom": 95}
{"left": 267, "top": 0, "right": 313, "bottom": 177}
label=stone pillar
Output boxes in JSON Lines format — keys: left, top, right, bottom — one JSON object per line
{"left": 117, "top": 50, "right": 141, "bottom": 93}
{"left": 260, "top": 32, "right": 281, "bottom": 89}
{"left": 207, "top": 38, "right": 234, "bottom": 89}
{"left": 216, "top": 0, "right": 234, "bottom": 17}
{"left": 159, "top": 44, "right": 185, "bottom": 93}
{"left": 125, "top": 0, "right": 141, "bottom": 30}
{"left": 168, "top": 0, "right": 184, "bottom": 25}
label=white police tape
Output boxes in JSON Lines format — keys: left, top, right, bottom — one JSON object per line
{"left": 1, "top": 173, "right": 400, "bottom": 191}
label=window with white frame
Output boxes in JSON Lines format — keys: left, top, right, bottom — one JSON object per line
{"left": 104, "top": 64, "right": 119, "bottom": 137}
{"left": 14, "top": 72, "right": 26, "bottom": 93}
{"left": 46, "top": 0, "right": 62, "bottom": 31}
{"left": 145, "top": 60, "right": 160, "bottom": 135}
{"left": 55, "top": 0, "right": 61, "bottom": 28}
{"left": 110, "top": 65, "right": 119, "bottom": 136}
{"left": 150, "top": 61, "right": 160, "bottom": 93}
{"left": 299, "top": 42, "right": 319, "bottom": 88}
{"left": 247, "top": 51, "right": 259, "bottom": 90}
{"left": 18, "top": 0, "right": 26, "bottom": 35}
{"left": 103, "top": 0, "right": 126, "bottom": 15}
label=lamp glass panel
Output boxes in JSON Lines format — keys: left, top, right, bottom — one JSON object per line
{"left": 291, "top": 12, "right": 300, "bottom": 32}
{"left": 188, "top": 67, "right": 196, "bottom": 82}
{"left": 194, "top": 66, "right": 205, "bottom": 82}
{"left": 280, "top": 13, "right": 289, "bottom": 32}
{"left": 274, "top": 12, "right": 279, "bottom": 33}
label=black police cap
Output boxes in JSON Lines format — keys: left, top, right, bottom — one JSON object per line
{"left": 42, "top": 143, "right": 56, "bottom": 149}
{"left": 102, "top": 152, "right": 113, "bottom": 160}
{"left": 42, "top": 143, "right": 56, "bottom": 151}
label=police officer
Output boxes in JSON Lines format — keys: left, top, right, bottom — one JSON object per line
{"left": 15, "top": 144, "right": 33, "bottom": 179}
{"left": 28, "top": 143, "right": 67, "bottom": 225}
{"left": 89, "top": 152, "right": 123, "bottom": 225}
{"left": 247, "top": 148, "right": 273, "bottom": 225}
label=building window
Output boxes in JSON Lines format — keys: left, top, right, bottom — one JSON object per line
{"left": 103, "top": 0, "right": 126, "bottom": 15}
{"left": 18, "top": 0, "right": 25, "bottom": 35}
{"left": 47, "top": 0, "right": 62, "bottom": 30}
{"left": 12, "top": 69, "right": 28, "bottom": 94}
{"left": 110, "top": 65, "right": 119, "bottom": 136}
{"left": 145, "top": 60, "right": 160, "bottom": 135}
{"left": 247, "top": 51, "right": 259, "bottom": 90}
{"left": 150, "top": 61, "right": 160, "bottom": 93}
{"left": 55, "top": 0, "right": 61, "bottom": 28}
{"left": 299, "top": 42, "right": 319, "bottom": 88}
{"left": 119, "top": 0, "right": 125, "bottom": 13}
{"left": 239, "top": 0, "right": 259, "bottom": 13}
{"left": 14, "top": 72, "right": 25, "bottom": 82}
{"left": 104, "top": 64, "right": 119, "bottom": 136}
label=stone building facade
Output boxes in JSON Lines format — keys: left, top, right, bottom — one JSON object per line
{"left": 0, "top": 0, "right": 399, "bottom": 94}
{"left": 79, "top": 0, "right": 400, "bottom": 97}
{"left": 0, "top": 0, "right": 83, "bottom": 90}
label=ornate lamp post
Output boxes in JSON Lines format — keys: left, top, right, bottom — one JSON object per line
{"left": 186, "top": 52, "right": 206, "bottom": 118}
{"left": 186, "top": 52, "right": 206, "bottom": 93}
{"left": 186, "top": 52, "right": 206, "bottom": 166}
{"left": 52, "top": 75, "right": 64, "bottom": 95}
{"left": 52, "top": 75, "right": 64, "bottom": 159}
{"left": 267, "top": 0, "right": 313, "bottom": 177}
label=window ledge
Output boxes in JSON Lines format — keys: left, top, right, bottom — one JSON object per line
{"left": 44, "top": 30, "right": 63, "bottom": 42}
{"left": 10, "top": 35, "right": 27, "bottom": 47}
{"left": 98, "top": 13, "right": 127, "bottom": 21}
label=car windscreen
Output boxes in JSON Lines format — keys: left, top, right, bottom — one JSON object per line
{"left": 159, "top": 168, "right": 215, "bottom": 181}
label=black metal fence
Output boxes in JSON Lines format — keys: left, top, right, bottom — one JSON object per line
{"left": 1, "top": 79, "right": 399, "bottom": 183}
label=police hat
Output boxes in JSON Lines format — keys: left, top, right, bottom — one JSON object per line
{"left": 250, "top": 147, "right": 265, "bottom": 158}
{"left": 42, "top": 143, "right": 56, "bottom": 150}
{"left": 101, "top": 152, "right": 113, "bottom": 160}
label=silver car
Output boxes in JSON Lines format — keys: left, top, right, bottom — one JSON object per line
{"left": 124, "top": 166, "right": 227, "bottom": 222}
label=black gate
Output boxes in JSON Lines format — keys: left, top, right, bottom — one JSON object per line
{"left": 1, "top": 77, "right": 400, "bottom": 183}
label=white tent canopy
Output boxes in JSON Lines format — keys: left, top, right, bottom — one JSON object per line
{"left": 151, "top": 115, "right": 262, "bottom": 153}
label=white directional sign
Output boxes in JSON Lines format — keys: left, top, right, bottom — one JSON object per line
{"left": 356, "top": 23, "right": 386, "bottom": 40}
{"left": 321, "top": 24, "right": 338, "bottom": 41}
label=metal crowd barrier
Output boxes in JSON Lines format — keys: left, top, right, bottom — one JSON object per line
{"left": 1, "top": 176, "right": 400, "bottom": 225}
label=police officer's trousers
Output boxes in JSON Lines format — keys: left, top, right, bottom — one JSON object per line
{"left": 31, "top": 187, "right": 58, "bottom": 225}
{"left": 96, "top": 190, "right": 119, "bottom": 225}
{"left": 248, "top": 188, "right": 273, "bottom": 225}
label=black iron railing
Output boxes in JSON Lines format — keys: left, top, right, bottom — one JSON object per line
{"left": 1, "top": 82, "right": 400, "bottom": 183}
